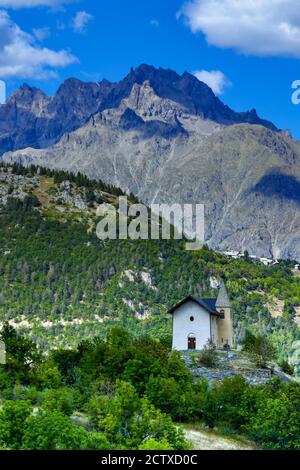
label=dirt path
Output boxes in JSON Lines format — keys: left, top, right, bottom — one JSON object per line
{"left": 184, "top": 428, "right": 256, "bottom": 451}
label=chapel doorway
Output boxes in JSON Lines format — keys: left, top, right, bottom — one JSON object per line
{"left": 188, "top": 335, "right": 196, "bottom": 350}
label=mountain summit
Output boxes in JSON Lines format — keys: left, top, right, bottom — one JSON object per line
{"left": 103, "top": 64, "right": 276, "bottom": 129}
{"left": 0, "top": 64, "right": 276, "bottom": 157}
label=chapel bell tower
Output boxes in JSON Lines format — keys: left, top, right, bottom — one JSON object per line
{"left": 216, "top": 282, "right": 233, "bottom": 348}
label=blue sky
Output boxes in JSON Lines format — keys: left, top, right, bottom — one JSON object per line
{"left": 1, "top": 0, "right": 300, "bottom": 138}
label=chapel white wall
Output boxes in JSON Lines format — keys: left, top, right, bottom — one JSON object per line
{"left": 172, "top": 300, "right": 211, "bottom": 351}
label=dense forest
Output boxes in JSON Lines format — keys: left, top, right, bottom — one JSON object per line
{"left": 0, "top": 324, "right": 300, "bottom": 450}
{"left": 0, "top": 163, "right": 299, "bottom": 366}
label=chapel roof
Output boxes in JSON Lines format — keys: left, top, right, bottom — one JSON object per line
{"left": 216, "top": 282, "right": 231, "bottom": 308}
{"left": 168, "top": 296, "right": 224, "bottom": 317}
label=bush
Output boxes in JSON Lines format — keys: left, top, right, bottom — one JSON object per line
{"left": 242, "top": 332, "right": 275, "bottom": 368}
{"left": 198, "top": 340, "right": 218, "bottom": 368}
{"left": 0, "top": 400, "right": 32, "bottom": 450}
{"left": 246, "top": 392, "right": 300, "bottom": 449}
{"left": 278, "top": 359, "right": 294, "bottom": 376}
{"left": 22, "top": 411, "right": 92, "bottom": 450}
{"left": 138, "top": 438, "right": 174, "bottom": 450}
{"left": 145, "top": 376, "right": 182, "bottom": 419}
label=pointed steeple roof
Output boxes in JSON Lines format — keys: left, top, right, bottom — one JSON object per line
{"left": 216, "top": 282, "right": 231, "bottom": 308}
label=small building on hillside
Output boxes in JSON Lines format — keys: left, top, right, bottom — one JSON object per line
{"left": 168, "top": 283, "right": 233, "bottom": 351}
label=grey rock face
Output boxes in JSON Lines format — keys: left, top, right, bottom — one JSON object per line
{"left": 4, "top": 105, "right": 300, "bottom": 260}
{"left": 0, "top": 65, "right": 276, "bottom": 157}
{"left": 0, "top": 79, "right": 102, "bottom": 155}
{"left": 0, "top": 170, "right": 38, "bottom": 205}
{"left": 182, "top": 351, "right": 280, "bottom": 386}
{"left": 2, "top": 65, "right": 300, "bottom": 260}
{"left": 57, "top": 181, "right": 88, "bottom": 210}
{"left": 99, "top": 65, "right": 277, "bottom": 130}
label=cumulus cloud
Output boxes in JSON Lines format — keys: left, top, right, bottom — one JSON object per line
{"left": 180, "top": 0, "right": 300, "bottom": 58}
{"left": 193, "top": 69, "right": 231, "bottom": 95}
{"left": 0, "top": 9, "right": 77, "bottom": 79}
{"left": 0, "top": 0, "right": 74, "bottom": 8}
{"left": 72, "top": 11, "right": 94, "bottom": 33}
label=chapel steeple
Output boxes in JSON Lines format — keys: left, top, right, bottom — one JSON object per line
{"left": 216, "top": 282, "right": 233, "bottom": 348}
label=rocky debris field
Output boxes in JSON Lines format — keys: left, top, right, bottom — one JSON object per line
{"left": 182, "top": 350, "right": 292, "bottom": 386}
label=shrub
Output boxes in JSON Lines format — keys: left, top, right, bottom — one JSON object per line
{"left": 22, "top": 410, "right": 92, "bottom": 450}
{"left": 138, "top": 438, "right": 174, "bottom": 450}
{"left": 242, "top": 332, "right": 275, "bottom": 369}
{"left": 246, "top": 393, "right": 300, "bottom": 450}
{"left": 278, "top": 359, "right": 294, "bottom": 376}
{"left": 198, "top": 340, "right": 218, "bottom": 368}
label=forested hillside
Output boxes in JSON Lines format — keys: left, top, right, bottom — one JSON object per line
{"left": 0, "top": 164, "right": 299, "bottom": 371}
{"left": 0, "top": 164, "right": 300, "bottom": 450}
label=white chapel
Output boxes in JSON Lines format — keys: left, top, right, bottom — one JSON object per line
{"left": 168, "top": 283, "right": 233, "bottom": 351}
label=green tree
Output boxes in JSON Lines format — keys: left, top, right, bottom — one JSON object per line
{"left": 31, "top": 360, "right": 62, "bottom": 389}
{"left": 247, "top": 394, "right": 300, "bottom": 449}
{"left": 0, "top": 400, "right": 32, "bottom": 449}
{"left": 202, "top": 388, "right": 219, "bottom": 429}
{"left": 23, "top": 411, "right": 91, "bottom": 450}
{"left": 243, "top": 333, "right": 275, "bottom": 368}
{"left": 40, "top": 388, "right": 75, "bottom": 416}
{"left": 0, "top": 323, "right": 41, "bottom": 382}
{"left": 282, "top": 301, "right": 296, "bottom": 321}
{"left": 215, "top": 376, "right": 250, "bottom": 429}
{"left": 104, "top": 328, "right": 134, "bottom": 379}
{"left": 145, "top": 376, "right": 182, "bottom": 419}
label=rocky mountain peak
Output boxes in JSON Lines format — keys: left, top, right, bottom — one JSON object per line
{"left": 0, "top": 63, "right": 278, "bottom": 158}
{"left": 128, "top": 64, "right": 181, "bottom": 85}
{"left": 101, "top": 65, "right": 277, "bottom": 130}
{"left": 48, "top": 77, "right": 101, "bottom": 118}
{"left": 55, "top": 77, "right": 100, "bottom": 95}
{"left": 8, "top": 83, "right": 48, "bottom": 106}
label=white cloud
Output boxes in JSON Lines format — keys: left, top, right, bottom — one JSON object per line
{"left": 0, "top": 79, "right": 6, "bottom": 104}
{"left": 180, "top": 0, "right": 300, "bottom": 58}
{"left": 0, "top": 0, "right": 74, "bottom": 8}
{"left": 33, "top": 26, "right": 50, "bottom": 41}
{"left": 193, "top": 69, "right": 231, "bottom": 95}
{"left": 72, "top": 11, "right": 93, "bottom": 34}
{"left": 0, "top": 9, "right": 77, "bottom": 79}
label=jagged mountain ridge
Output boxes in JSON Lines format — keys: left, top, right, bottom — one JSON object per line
{"left": 2, "top": 64, "right": 300, "bottom": 260}
{"left": 97, "top": 64, "right": 277, "bottom": 129}
{"left": 0, "top": 64, "right": 276, "bottom": 157}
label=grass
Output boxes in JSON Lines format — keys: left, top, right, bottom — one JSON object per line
{"left": 34, "top": 176, "right": 55, "bottom": 207}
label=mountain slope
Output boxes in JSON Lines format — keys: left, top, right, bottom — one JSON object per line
{"left": 2, "top": 64, "right": 300, "bottom": 259}
{"left": 4, "top": 102, "right": 300, "bottom": 259}
{"left": 0, "top": 164, "right": 299, "bottom": 369}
